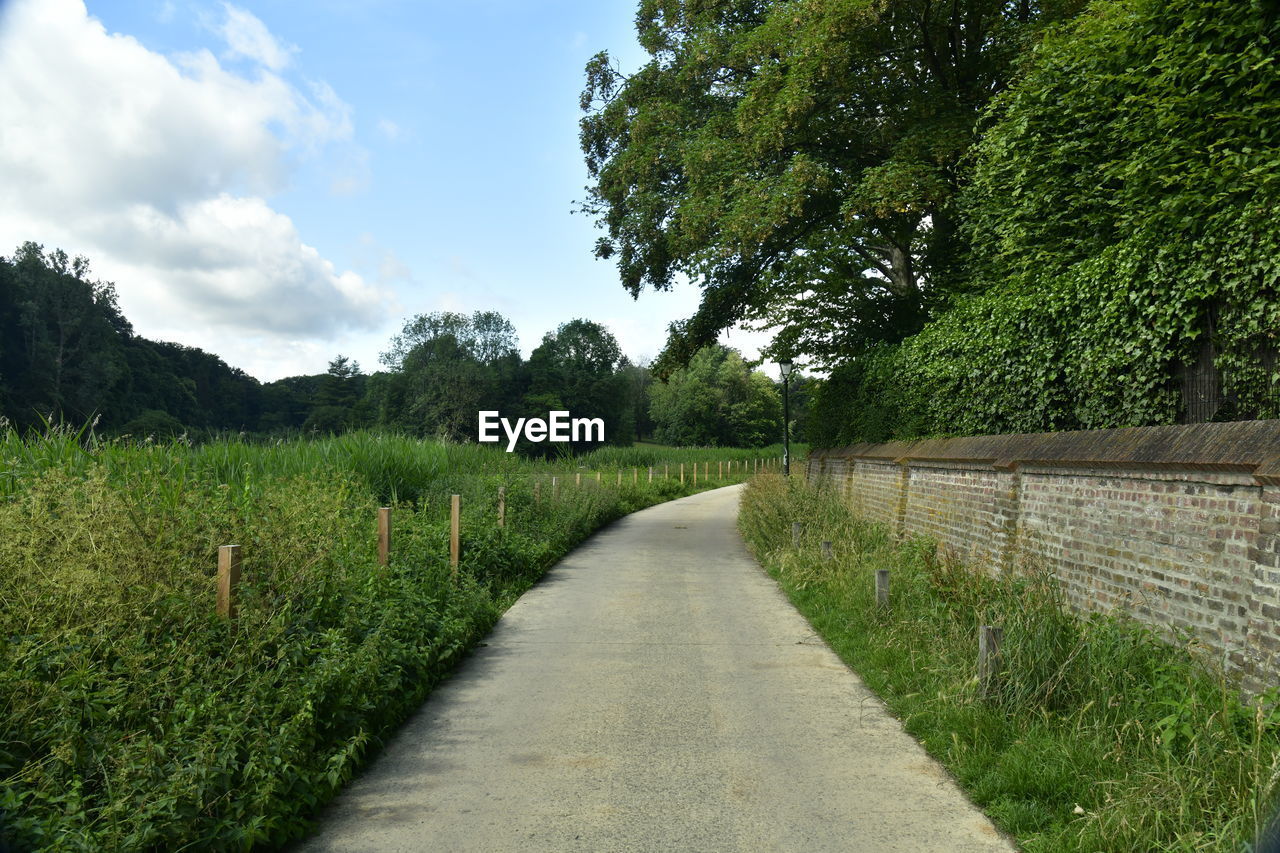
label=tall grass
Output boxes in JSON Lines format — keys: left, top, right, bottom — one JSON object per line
{"left": 0, "top": 427, "right": 757, "bottom": 851}
{"left": 738, "top": 472, "right": 1280, "bottom": 852}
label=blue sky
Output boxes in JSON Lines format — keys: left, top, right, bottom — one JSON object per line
{"left": 0, "top": 0, "right": 772, "bottom": 380}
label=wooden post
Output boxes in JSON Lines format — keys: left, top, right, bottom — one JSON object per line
{"left": 617, "top": 470, "right": 622, "bottom": 486}
{"left": 576, "top": 471, "right": 581, "bottom": 487}
{"left": 497, "top": 486, "right": 506, "bottom": 529}
{"left": 693, "top": 462, "right": 698, "bottom": 486}
{"left": 664, "top": 464, "right": 669, "bottom": 480}
{"left": 703, "top": 462, "right": 708, "bottom": 480}
{"left": 552, "top": 476, "right": 559, "bottom": 499}
{"left": 791, "top": 522, "right": 802, "bottom": 549}
{"left": 534, "top": 481, "right": 542, "bottom": 503}
{"left": 978, "top": 625, "right": 1004, "bottom": 697}
{"left": 377, "top": 507, "right": 392, "bottom": 566}
{"left": 680, "top": 463, "right": 684, "bottom": 484}
{"left": 719, "top": 460, "right": 723, "bottom": 480}
{"left": 821, "top": 540, "right": 833, "bottom": 562}
{"left": 217, "top": 544, "right": 241, "bottom": 619}
{"left": 633, "top": 467, "right": 637, "bottom": 485}
{"left": 875, "top": 569, "right": 890, "bottom": 608}
{"left": 450, "top": 494, "right": 461, "bottom": 573}
{"left": 648, "top": 466, "right": 653, "bottom": 483}
{"left": 596, "top": 471, "right": 602, "bottom": 484}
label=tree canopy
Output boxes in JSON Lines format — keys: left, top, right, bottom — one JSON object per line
{"left": 580, "top": 0, "right": 1084, "bottom": 371}
{"left": 807, "top": 0, "right": 1280, "bottom": 444}
{"left": 648, "top": 345, "right": 782, "bottom": 447}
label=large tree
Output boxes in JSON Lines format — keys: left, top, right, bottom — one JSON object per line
{"left": 648, "top": 345, "right": 782, "bottom": 447}
{"left": 580, "top": 0, "right": 1083, "bottom": 370}
{"left": 525, "top": 319, "right": 631, "bottom": 450}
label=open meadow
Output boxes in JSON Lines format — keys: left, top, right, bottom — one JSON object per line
{"left": 0, "top": 427, "right": 788, "bottom": 851}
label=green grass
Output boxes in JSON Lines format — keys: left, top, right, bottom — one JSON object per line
{"left": 0, "top": 426, "right": 761, "bottom": 852}
{"left": 738, "top": 472, "right": 1280, "bottom": 852}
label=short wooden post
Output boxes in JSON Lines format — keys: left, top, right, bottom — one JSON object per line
{"left": 497, "top": 486, "right": 506, "bottom": 528}
{"left": 552, "top": 476, "right": 559, "bottom": 499}
{"left": 978, "top": 625, "right": 1004, "bottom": 697}
{"left": 791, "top": 522, "right": 802, "bottom": 549}
{"left": 450, "top": 494, "right": 461, "bottom": 573}
{"left": 217, "top": 544, "right": 241, "bottom": 619}
{"left": 703, "top": 462, "right": 708, "bottom": 480}
{"left": 633, "top": 467, "right": 638, "bottom": 485}
{"left": 648, "top": 466, "right": 653, "bottom": 483}
{"left": 377, "top": 507, "right": 392, "bottom": 566}
{"left": 875, "top": 569, "right": 890, "bottom": 608}
{"left": 680, "top": 463, "right": 685, "bottom": 484}
{"left": 617, "top": 470, "right": 622, "bottom": 486}
{"left": 821, "top": 540, "right": 833, "bottom": 562}
{"left": 596, "top": 471, "right": 602, "bottom": 484}
{"left": 664, "top": 464, "right": 669, "bottom": 480}
{"left": 534, "top": 481, "right": 542, "bottom": 503}
{"left": 693, "top": 463, "right": 698, "bottom": 486}
{"left": 719, "top": 460, "right": 723, "bottom": 480}
{"left": 576, "top": 471, "right": 581, "bottom": 487}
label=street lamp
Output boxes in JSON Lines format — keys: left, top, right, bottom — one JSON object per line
{"left": 779, "top": 359, "right": 794, "bottom": 476}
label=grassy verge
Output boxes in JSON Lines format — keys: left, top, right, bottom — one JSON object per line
{"left": 0, "top": 429, "right": 762, "bottom": 851}
{"left": 738, "top": 472, "right": 1280, "bottom": 852}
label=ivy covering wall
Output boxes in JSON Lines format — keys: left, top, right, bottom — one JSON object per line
{"left": 811, "top": 0, "right": 1280, "bottom": 446}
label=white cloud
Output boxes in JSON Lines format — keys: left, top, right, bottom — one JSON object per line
{"left": 219, "top": 3, "right": 295, "bottom": 70}
{"left": 376, "top": 118, "right": 402, "bottom": 142}
{"left": 0, "top": 0, "right": 394, "bottom": 378}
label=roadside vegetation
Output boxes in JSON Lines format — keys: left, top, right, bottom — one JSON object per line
{"left": 739, "top": 472, "right": 1280, "bottom": 852}
{"left": 0, "top": 426, "right": 777, "bottom": 852}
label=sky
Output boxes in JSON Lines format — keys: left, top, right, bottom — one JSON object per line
{"left": 0, "top": 0, "right": 773, "bottom": 382}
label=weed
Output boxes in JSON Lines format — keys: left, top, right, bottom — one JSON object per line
{"left": 738, "top": 472, "right": 1280, "bottom": 852}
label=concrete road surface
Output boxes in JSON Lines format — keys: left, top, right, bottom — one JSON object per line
{"left": 300, "top": 485, "right": 1014, "bottom": 852}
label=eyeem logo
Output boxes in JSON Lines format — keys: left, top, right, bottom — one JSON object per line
{"left": 478, "top": 411, "right": 604, "bottom": 452}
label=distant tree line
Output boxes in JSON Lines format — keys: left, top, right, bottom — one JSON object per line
{"left": 0, "top": 242, "right": 805, "bottom": 451}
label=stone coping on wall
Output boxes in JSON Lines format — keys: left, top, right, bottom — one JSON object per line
{"left": 810, "top": 419, "right": 1280, "bottom": 484}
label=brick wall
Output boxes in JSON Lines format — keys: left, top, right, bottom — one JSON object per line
{"left": 806, "top": 420, "right": 1280, "bottom": 693}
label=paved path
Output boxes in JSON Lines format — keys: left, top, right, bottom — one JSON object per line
{"left": 301, "top": 485, "right": 1014, "bottom": 852}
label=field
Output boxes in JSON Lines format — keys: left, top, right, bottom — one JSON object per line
{"left": 738, "top": 472, "right": 1280, "bottom": 852}
{"left": 0, "top": 428, "right": 787, "bottom": 852}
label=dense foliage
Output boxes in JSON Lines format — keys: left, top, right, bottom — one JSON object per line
{"left": 579, "top": 0, "right": 1083, "bottom": 371}
{"left": 647, "top": 345, "right": 782, "bottom": 446}
{"left": 0, "top": 243, "right": 262, "bottom": 435}
{"left": 0, "top": 429, "right": 771, "bottom": 851}
{"left": 804, "top": 0, "right": 1280, "bottom": 444}
{"left": 739, "top": 472, "right": 1280, "bottom": 850}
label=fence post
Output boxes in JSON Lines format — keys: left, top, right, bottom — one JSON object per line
{"left": 978, "top": 625, "right": 1004, "bottom": 697}
{"left": 648, "top": 466, "right": 653, "bottom": 483}
{"left": 719, "top": 460, "right": 723, "bottom": 480}
{"left": 875, "top": 569, "right": 890, "bottom": 608}
{"left": 534, "top": 481, "right": 542, "bottom": 503}
{"left": 217, "top": 544, "right": 241, "bottom": 619}
{"left": 576, "top": 472, "right": 581, "bottom": 487}
{"left": 633, "top": 467, "right": 638, "bottom": 485}
{"left": 497, "top": 486, "right": 506, "bottom": 529}
{"left": 450, "top": 494, "right": 461, "bottom": 573}
{"left": 597, "top": 471, "right": 602, "bottom": 484}
{"left": 791, "top": 522, "right": 802, "bottom": 549}
{"left": 680, "top": 463, "right": 685, "bottom": 484}
{"left": 617, "top": 470, "right": 622, "bottom": 486}
{"left": 377, "top": 507, "right": 392, "bottom": 566}
{"left": 552, "top": 476, "right": 559, "bottom": 499}
{"left": 665, "top": 463, "right": 669, "bottom": 480}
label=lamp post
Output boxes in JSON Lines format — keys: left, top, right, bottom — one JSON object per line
{"left": 779, "top": 359, "right": 794, "bottom": 476}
